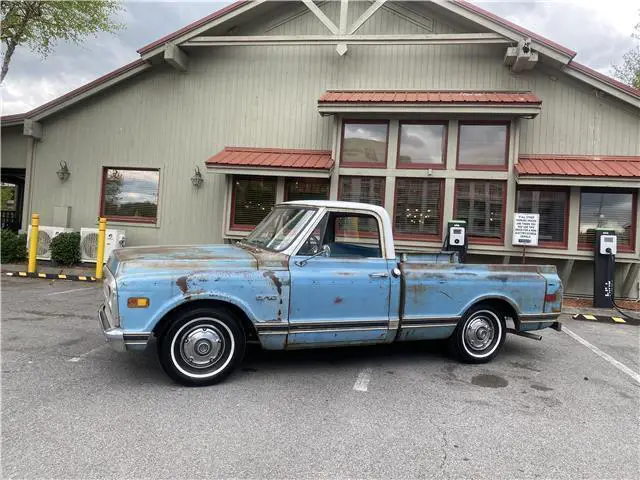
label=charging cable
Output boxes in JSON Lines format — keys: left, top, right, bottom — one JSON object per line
{"left": 605, "top": 251, "right": 640, "bottom": 321}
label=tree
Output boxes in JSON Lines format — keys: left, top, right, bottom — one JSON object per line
{"left": 613, "top": 18, "right": 640, "bottom": 89}
{"left": 0, "top": 1, "right": 123, "bottom": 83}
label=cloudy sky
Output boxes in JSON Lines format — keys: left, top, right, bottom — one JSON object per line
{"left": 1, "top": 0, "right": 638, "bottom": 115}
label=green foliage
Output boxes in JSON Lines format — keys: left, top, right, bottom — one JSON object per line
{"left": 613, "top": 18, "right": 640, "bottom": 88}
{"left": 1, "top": 1, "right": 124, "bottom": 82}
{"left": 49, "top": 231, "right": 81, "bottom": 266}
{"left": 1, "top": 184, "right": 16, "bottom": 210}
{"left": 1, "top": 229, "right": 27, "bottom": 264}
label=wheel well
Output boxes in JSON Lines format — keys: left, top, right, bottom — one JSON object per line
{"left": 152, "top": 299, "right": 259, "bottom": 343}
{"left": 466, "top": 298, "right": 519, "bottom": 329}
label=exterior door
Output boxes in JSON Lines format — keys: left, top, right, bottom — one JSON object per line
{"left": 287, "top": 211, "right": 391, "bottom": 347}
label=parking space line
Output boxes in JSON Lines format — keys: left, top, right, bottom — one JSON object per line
{"left": 47, "top": 287, "right": 94, "bottom": 296}
{"left": 353, "top": 368, "right": 373, "bottom": 392}
{"left": 563, "top": 327, "right": 640, "bottom": 385}
{"left": 67, "top": 344, "right": 108, "bottom": 362}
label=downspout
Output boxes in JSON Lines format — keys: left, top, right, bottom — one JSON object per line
{"left": 21, "top": 119, "right": 42, "bottom": 232}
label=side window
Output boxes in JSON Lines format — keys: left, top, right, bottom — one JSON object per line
{"left": 329, "top": 213, "right": 383, "bottom": 258}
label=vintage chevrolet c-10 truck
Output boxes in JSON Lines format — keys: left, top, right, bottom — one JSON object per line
{"left": 99, "top": 200, "right": 562, "bottom": 386}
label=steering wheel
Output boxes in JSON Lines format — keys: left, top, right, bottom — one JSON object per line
{"left": 302, "top": 234, "right": 321, "bottom": 255}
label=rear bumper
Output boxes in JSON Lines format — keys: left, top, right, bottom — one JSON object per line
{"left": 98, "top": 304, "right": 150, "bottom": 352}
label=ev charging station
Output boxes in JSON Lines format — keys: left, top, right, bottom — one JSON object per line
{"left": 445, "top": 220, "right": 468, "bottom": 262}
{"left": 594, "top": 228, "right": 617, "bottom": 308}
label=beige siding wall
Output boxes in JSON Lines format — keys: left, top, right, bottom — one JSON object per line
{"left": 29, "top": 1, "right": 639, "bottom": 250}
{"left": 1, "top": 126, "right": 27, "bottom": 169}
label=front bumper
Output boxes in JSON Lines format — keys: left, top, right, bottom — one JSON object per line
{"left": 98, "top": 304, "right": 150, "bottom": 352}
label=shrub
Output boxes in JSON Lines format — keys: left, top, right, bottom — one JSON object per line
{"left": 50, "top": 231, "right": 81, "bottom": 266}
{"left": 1, "top": 230, "right": 27, "bottom": 264}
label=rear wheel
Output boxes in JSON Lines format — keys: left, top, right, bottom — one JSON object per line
{"left": 158, "top": 307, "right": 245, "bottom": 386}
{"left": 450, "top": 304, "right": 506, "bottom": 363}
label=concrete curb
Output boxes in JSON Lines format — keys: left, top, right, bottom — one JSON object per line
{"left": 4, "top": 271, "right": 97, "bottom": 282}
{"left": 571, "top": 313, "right": 639, "bottom": 326}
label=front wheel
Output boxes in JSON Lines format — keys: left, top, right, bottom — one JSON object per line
{"left": 158, "top": 307, "right": 245, "bottom": 386}
{"left": 450, "top": 304, "right": 506, "bottom": 363}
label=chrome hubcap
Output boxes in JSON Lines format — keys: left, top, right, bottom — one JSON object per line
{"left": 180, "top": 326, "right": 224, "bottom": 369}
{"left": 464, "top": 316, "right": 495, "bottom": 351}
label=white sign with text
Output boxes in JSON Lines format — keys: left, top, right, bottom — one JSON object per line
{"left": 512, "top": 213, "right": 540, "bottom": 246}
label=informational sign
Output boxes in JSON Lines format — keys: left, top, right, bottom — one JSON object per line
{"left": 512, "top": 213, "right": 540, "bottom": 246}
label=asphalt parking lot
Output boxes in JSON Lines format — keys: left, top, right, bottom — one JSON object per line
{"left": 2, "top": 276, "right": 639, "bottom": 479}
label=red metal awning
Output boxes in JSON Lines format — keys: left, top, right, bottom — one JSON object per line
{"left": 318, "top": 90, "right": 542, "bottom": 105}
{"left": 516, "top": 155, "right": 640, "bottom": 178}
{"left": 206, "top": 147, "right": 334, "bottom": 177}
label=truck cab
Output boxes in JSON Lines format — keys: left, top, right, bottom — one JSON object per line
{"left": 99, "top": 200, "right": 562, "bottom": 386}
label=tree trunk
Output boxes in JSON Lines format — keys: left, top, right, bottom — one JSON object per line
{"left": 1, "top": 40, "right": 17, "bottom": 84}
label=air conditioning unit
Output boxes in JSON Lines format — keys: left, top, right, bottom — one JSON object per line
{"left": 80, "top": 228, "right": 126, "bottom": 263}
{"left": 27, "top": 226, "right": 74, "bottom": 260}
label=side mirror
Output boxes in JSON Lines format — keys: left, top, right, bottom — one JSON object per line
{"left": 295, "top": 244, "right": 330, "bottom": 267}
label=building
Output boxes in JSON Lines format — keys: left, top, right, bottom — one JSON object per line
{"left": 1, "top": 0, "right": 639, "bottom": 298}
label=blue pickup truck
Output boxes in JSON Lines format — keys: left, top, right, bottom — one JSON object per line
{"left": 99, "top": 201, "right": 562, "bottom": 386}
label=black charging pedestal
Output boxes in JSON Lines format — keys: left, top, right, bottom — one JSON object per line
{"left": 594, "top": 229, "right": 616, "bottom": 308}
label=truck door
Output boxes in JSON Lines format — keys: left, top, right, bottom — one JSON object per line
{"left": 287, "top": 211, "right": 392, "bottom": 347}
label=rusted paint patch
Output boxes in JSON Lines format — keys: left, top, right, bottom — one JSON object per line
{"left": 335, "top": 271, "right": 358, "bottom": 277}
{"left": 263, "top": 271, "right": 282, "bottom": 295}
{"left": 176, "top": 276, "right": 188, "bottom": 294}
{"left": 334, "top": 297, "right": 343, "bottom": 304}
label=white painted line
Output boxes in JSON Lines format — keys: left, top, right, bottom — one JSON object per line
{"left": 353, "top": 368, "right": 373, "bottom": 392}
{"left": 66, "top": 344, "right": 108, "bottom": 363}
{"left": 563, "top": 327, "right": 640, "bottom": 385}
{"left": 47, "top": 287, "right": 94, "bottom": 296}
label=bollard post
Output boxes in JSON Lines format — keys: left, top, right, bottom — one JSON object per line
{"left": 95, "top": 217, "right": 107, "bottom": 279}
{"left": 27, "top": 214, "right": 39, "bottom": 273}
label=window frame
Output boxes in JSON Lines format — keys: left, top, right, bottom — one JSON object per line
{"left": 337, "top": 175, "right": 386, "bottom": 207}
{"left": 99, "top": 166, "right": 160, "bottom": 225}
{"left": 516, "top": 186, "right": 570, "bottom": 249}
{"left": 392, "top": 177, "right": 445, "bottom": 241}
{"left": 229, "top": 175, "right": 278, "bottom": 231}
{"left": 396, "top": 121, "right": 448, "bottom": 170}
{"left": 577, "top": 188, "right": 637, "bottom": 252}
{"left": 453, "top": 179, "right": 508, "bottom": 245}
{"left": 284, "top": 177, "right": 330, "bottom": 202}
{"left": 456, "top": 121, "right": 510, "bottom": 172}
{"left": 340, "top": 119, "right": 390, "bottom": 169}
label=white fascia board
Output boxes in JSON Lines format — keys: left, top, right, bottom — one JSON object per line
{"left": 318, "top": 104, "right": 541, "bottom": 117}
{"left": 32, "top": 62, "right": 151, "bottom": 122}
{"left": 437, "top": 1, "right": 573, "bottom": 65}
{"left": 563, "top": 67, "right": 640, "bottom": 110}
{"left": 205, "top": 166, "right": 332, "bottom": 178}
{"left": 516, "top": 176, "right": 640, "bottom": 187}
{"left": 141, "top": 0, "right": 270, "bottom": 60}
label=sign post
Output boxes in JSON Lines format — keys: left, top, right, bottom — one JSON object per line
{"left": 512, "top": 213, "right": 540, "bottom": 264}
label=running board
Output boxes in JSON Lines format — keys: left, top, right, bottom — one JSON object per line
{"left": 507, "top": 328, "right": 542, "bottom": 341}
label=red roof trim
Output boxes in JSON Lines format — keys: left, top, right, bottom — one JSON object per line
{"left": 137, "top": 0, "right": 249, "bottom": 55}
{"left": 319, "top": 90, "right": 541, "bottom": 105}
{"left": 567, "top": 61, "right": 640, "bottom": 98}
{"left": 453, "top": 0, "right": 576, "bottom": 57}
{"left": 206, "top": 146, "right": 334, "bottom": 170}
{"left": 517, "top": 155, "right": 640, "bottom": 178}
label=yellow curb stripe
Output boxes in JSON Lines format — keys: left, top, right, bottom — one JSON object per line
{"left": 583, "top": 314, "right": 597, "bottom": 321}
{"left": 612, "top": 317, "right": 626, "bottom": 323}
{"left": 58, "top": 274, "right": 67, "bottom": 279}
{"left": 38, "top": 273, "right": 47, "bottom": 278}
{"left": 18, "top": 272, "right": 27, "bottom": 277}
{"left": 78, "top": 276, "right": 86, "bottom": 281}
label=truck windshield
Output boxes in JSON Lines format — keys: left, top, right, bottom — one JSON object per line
{"left": 241, "top": 206, "right": 317, "bottom": 252}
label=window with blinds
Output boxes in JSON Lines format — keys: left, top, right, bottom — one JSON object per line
{"left": 394, "top": 178, "right": 442, "bottom": 239}
{"left": 579, "top": 189, "right": 636, "bottom": 249}
{"left": 101, "top": 168, "right": 160, "bottom": 223}
{"left": 284, "top": 178, "right": 330, "bottom": 201}
{"left": 454, "top": 180, "right": 505, "bottom": 241}
{"left": 338, "top": 176, "right": 385, "bottom": 206}
{"left": 231, "top": 176, "right": 277, "bottom": 229}
{"left": 516, "top": 188, "right": 568, "bottom": 246}
{"left": 457, "top": 123, "right": 508, "bottom": 170}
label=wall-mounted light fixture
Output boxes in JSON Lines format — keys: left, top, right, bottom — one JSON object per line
{"left": 56, "top": 161, "right": 70, "bottom": 182}
{"left": 191, "top": 166, "right": 204, "bottom": 188}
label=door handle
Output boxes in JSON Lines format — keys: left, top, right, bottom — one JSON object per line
{"left": 369, "top": 272, "right": 389, "bottom": 278}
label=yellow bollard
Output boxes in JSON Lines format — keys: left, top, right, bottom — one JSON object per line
{"left": 95, "top": 217, "right": 107, "bottom": 279}
{"left": 27, "top": 214, "right": 39, "bottom": 273}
